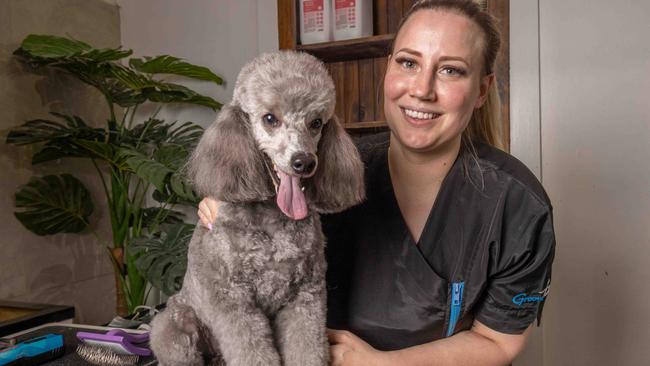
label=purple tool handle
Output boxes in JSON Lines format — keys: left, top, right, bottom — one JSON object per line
{"left": 77, "top": 330, "right": 152, "bottom": 356}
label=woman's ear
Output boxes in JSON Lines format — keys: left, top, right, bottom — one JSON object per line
{"left": 187, "top": 105, "right": 274, "bottom": 202}
{"left": 475, "top": 73, "right": 495, "bottom": 108}
{"left": 308, "top": 115, "right": 365, "bottom": 213}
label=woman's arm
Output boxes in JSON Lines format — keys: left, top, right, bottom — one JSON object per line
{"left": 328, "top": 320, "right": 531, "bottom": 366}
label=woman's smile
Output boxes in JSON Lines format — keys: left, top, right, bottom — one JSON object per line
{"left": 400, "top": 107, "right": 443, "bottom": 127}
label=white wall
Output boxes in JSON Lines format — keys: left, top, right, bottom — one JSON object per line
{"left": 534, "top": 0, "right": 650, "bottom": 364}
{"left": 117, "top": 0, "right": 279, "bottom": 128}
{"left": 513, "top": 1, "right": 650, "bottom": 364}
{"left": 509, "top": 1, "right": 543, "bottom": 363}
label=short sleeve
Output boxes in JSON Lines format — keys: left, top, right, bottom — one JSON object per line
{"left": 474, "top": 202, "right": 556, "bottom": 334}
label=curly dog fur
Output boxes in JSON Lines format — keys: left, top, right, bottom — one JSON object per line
{"left": 149, "top": 51, "right": 365, "bottom": 366}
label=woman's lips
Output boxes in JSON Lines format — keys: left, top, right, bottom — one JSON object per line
{"left": 401, "top": 107, "right": 441, "bottom": 126}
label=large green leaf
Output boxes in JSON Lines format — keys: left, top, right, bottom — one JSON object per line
{"left": 142, "top": 82, "right": 222, "bottom": 109}
{"left": 15, "top": 34, "right": 222, "bottom": 111}
{"left": 19, "top": 34, "right": 132, "bottom": 61}
{"left": 122, "top": 119, "right": 204, "bottom": 148}
{"left": 6, "top": 113, "right": 104, "bottom": 146}
{"left": 129, "top": 55, "right": 224, "bottom": 84}
{"left": 108, "top": 65, "right": 222, "bottom": 109}
{"left": 6, "top": 113, "right": 109, "bottom": 164}
{"left": 118, "top": 147, "right": 173, "bottom": 192}
{"left": 14, "top": 174, "right": 93, "bottom": 235}
{"left": 129, "top": 223, "right": 194, "bottom": 296}
{"left": 141, "top": 207, "right": 185, "bottom": 229}
{"left": 167, "top": 121, "right": 204, "bottom": 147}
{"left": 169, "top": 172, "right": 200, "bottom": 203}
{"left": 153, "top": 144, "right": 189, "bottom": 171}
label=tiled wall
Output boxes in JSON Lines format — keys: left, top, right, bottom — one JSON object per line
{"left": 0, "top": 0, "right": 121, "bottom": 325}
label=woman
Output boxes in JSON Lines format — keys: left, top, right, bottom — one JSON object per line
{"left": 199, "top": 1, "right": 555, "bottom": 365}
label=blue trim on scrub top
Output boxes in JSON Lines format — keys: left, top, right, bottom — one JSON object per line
{"left": 446, "top": 282, "right": 465, "bottom": 337}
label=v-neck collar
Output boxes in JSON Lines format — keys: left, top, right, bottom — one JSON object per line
{"left": 381, "top": 145, "right": 464, "bottom": 247}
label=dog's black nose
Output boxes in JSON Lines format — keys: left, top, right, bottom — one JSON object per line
{"left": 291, "top": 153, "right": 317, "bottom": 175}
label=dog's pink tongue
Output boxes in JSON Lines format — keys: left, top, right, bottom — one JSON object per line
{"left": 276, "top": 170, "right": 308, "bottom": 220}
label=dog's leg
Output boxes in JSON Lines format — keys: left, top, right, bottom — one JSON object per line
{"left": 274, "top": 280, "right": 329, "bottom": 366}
{"left": 200, "top": 295, "right": 282, "bottom": 366}
{"left": 150, "top": 295, "right": 207, "bottom": 366}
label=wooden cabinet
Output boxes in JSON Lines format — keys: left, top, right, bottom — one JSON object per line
{"left": 277, "top": 0, "right": 509, "bottom": 148}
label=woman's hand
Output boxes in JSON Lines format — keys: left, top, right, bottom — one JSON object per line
{"left": 328, "top": 329, "right": 391, "bottom": 366}
{"left": 197, "top": 197, "right": 220, "bottom": 230}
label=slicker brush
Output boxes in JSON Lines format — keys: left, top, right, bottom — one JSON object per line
{"left": 76, "top": 343, "right": 140, "bottom": 366}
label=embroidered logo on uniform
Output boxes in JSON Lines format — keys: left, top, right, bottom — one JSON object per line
{"left": 512, "top": 279, "right": 551, "bottom": 306}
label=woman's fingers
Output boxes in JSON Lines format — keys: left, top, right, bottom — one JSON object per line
{"left": 197, "top": 209, "right": 212, "bottom": 230}
{"left": 327, "top": 329, "right": 355, "bottom": 345}
{"left": 205, "top": 197, "right": 220, "bottom": 217}
{"left": 197, "top": 197, "right": 221, "bottom": 229}
{"left": 329, "top": 344, "right": 348, "bottom": 366}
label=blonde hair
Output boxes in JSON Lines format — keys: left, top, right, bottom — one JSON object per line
{"left": 391, "top": 0, "right": 505, "bottom": 150}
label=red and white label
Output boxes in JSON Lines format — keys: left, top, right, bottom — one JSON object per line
{"left": 335, "top": 0, "right": 356, "bottom": 29}
{"left": 303, "top": 0, "right": 325, "bottom": 33}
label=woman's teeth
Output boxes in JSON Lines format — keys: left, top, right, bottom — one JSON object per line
{"left": 403, "top": 108, "right": 439, "bottom": 120}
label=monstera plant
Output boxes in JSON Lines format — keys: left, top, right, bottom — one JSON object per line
{"left": 6, "top": 34, "right": 222, "bottom": 315}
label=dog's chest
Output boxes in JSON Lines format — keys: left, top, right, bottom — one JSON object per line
{"left": 244, "top": 223, "right": 319, "bottom": 307}
{"left": 216, "top": 212, "right": 323, "bottom": 311}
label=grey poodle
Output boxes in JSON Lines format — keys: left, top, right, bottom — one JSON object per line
{"left": 149, "top": 50, "right": 365, "bottom": 366}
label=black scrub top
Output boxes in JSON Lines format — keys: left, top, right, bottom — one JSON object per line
{"left": 323, "top": 132, "right": 556, "bottom": 351}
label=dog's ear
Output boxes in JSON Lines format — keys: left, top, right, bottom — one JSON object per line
{"left": 308, "top": 116, "right": 365, "bottom": 213}
{"left": 187, "top": 105, "right": 274, "bottom": 202}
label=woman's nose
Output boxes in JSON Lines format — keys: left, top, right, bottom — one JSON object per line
{"left": 409, "top": 72, "right": 436, "bottom": 100}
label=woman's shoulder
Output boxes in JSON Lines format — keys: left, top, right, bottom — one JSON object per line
{"left": 471, "top": 141, "right": 552, "bottom": 210}
{"left": 352, "top": 131, "right": 390, "bottom": 166}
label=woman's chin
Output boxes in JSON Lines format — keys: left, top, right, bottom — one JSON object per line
{"left": 392, "top": 130, "right": 438, "bottom": 152}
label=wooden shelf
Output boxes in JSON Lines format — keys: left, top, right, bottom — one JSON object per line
{"left": 297, "top": 34, "right": 394, "bottom": 63}
{"left": 343, "top": 120, "right": 388, "bottom": 130}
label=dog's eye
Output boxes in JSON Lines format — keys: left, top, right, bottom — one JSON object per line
{"left": 309, "top": 118, "right": 323, "bottom": 130}
{"left": 263, "top": 113, "right": 280, "bottom": 127}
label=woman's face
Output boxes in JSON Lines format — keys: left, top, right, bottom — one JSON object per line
{"left": 384, "top": 9, "right": 492, "bottom": 153}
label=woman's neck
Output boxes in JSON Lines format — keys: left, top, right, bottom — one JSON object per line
{"left": 388, "top": 135, "right": 462, "bottom": 188}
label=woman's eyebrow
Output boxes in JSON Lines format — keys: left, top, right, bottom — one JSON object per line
{"left": 395, "top": 47, "right": 422, "bottom": 57}
{"left": 395, "top": 48, "right": 470, "bottom": 66}
{"left": 439, "top": 56, "right": 469, "bottom": 66}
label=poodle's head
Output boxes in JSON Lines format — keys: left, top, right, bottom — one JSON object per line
{"left": 189, "top": 51, "right": 365, "bottom": 219}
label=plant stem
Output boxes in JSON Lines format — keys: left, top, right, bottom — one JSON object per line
{"left": 127, "top": 104, "right": 139, "bottom": 129}
{"left": 91, "top": 158, "right": 111, "bottom": 206}
{"left": 120, "top": 106, "right": 130, "bottom": 129}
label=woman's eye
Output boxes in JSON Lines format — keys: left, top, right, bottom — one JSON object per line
{"left": 263, "top": 113, "right": 280, "bottom": 127}
{"left": 309, "top": 118, "right": 323, "bottom": 130}
{"left": 396, "top": 58, "right": 417, "bottom": 70}
{"left": 440, "top": 66, "right": 466, "bottom": 76}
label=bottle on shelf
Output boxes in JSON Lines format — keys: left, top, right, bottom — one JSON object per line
{"left": 299, "top": 0, "right": 333, "bottom": 45}
{"left": 333, "top": 0, "right": 373, "bottom": 41}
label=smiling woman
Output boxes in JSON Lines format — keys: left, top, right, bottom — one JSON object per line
{"left": 384, "top": 9, "right": 493, "bottom": 154}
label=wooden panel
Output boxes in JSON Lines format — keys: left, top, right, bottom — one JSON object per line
{"left": 488, "top": 0, "right": 510, "bottom": 150}
{"left": 277, "top": 0, "right": 296, "bottom": 49}
{"left": 386, "top": 0, "right": 403, "bottom": 33}
{"left": 328, "top": 62, "right": 346, "bottom": 121}
{"left": 373, "top": 56, "right": 387, "bottom": 122}
{"left": 374, "top": 0, "right": 388, "bottom": 34}
{"left": 402, "top": 0, "right": 415, "bottom": 14}
{"left": 296, "top": 34, "right": 393, "bottom": 63}
{"left": 344, "top": 61, "right": 360, "bottom": 124}
{"left": 344, "top": 121, "right": 389, "bottom": 130}
{"left": 358, "top": 58, "right": 376, "bottom": 122}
